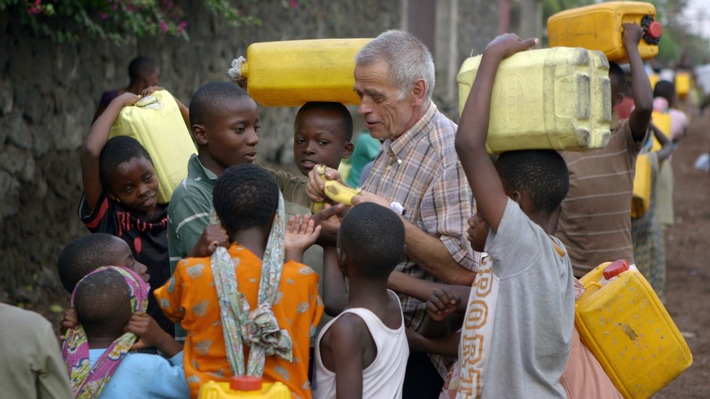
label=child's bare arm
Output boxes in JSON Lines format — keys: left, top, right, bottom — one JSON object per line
{"left": 125, "top": 312, "right": 182, "bottom": 357}
{"left": 187, "top": 224, "right": 230, "bottom": 258}
{"left": 407, "top": 328, "right": 460, "bottom": 357}
{"left": 329, "top": 315, "right": 366, "bottom": 399}
{"left": 389, "top": 271, "right": 470, "bottom": 312}
{"left": 650, "top": 122, "right": 673, "bottom": 162}
{"left": 80, "top": 92, "right": 140, "bottom": 213}
{"left": 323, "top": 246, "right": 349, "bottom": 316}
{"left": 285, "top": 215, "right": 321, "bottom": 262}
{"left": 623, "top": 23, "right": 653, "bottom": 142}
{"left": 455, "top": 34, "right": 537, "bottom": 231}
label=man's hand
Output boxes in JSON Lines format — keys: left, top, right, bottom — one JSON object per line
{"left": 351, "top": 191, "right": 393, "bottom": 212}
{"left": 187, "top": 225, "right": 230, "bottom": 258}
{"left": 60, "top": 307, "right": 79, "bottom": 337}
{"left": 426, "top": 288, "right": 461, "bottom": 322}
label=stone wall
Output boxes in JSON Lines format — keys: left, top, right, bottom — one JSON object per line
{"left": 0, "top": 1, "right": 498, "bottom": 310}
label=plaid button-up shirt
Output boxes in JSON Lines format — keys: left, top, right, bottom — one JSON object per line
{"left": 363, "top": 102, "right": 477, "bottom": 377}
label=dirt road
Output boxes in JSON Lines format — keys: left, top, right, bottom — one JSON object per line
{"left": 655, "top": 110, "right": 710, "bottom": 398}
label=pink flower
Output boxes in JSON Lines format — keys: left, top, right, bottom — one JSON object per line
{"left": 160, "top": 20, "right": 168, "bottom": 32}
{"left": 27, "top": 0, "right": 42, "bottom": 15}
{"left": 98, "top": 11, "right": 108, "bottom": 20}
{"left": 289, "top": 0, "right": 299, "bottom": 9}
{"left": 177, "top": 21, "right": 187, "bottom": 34}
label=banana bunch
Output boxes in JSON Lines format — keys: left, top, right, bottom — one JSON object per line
{"left": 311, "top": 164, "right": 362, "bottom": 213}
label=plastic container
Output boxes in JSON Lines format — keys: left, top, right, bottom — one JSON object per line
{"left": 110, "top": 90, "right": 196, "bottom": 204}
{"left": 198, "top": 376, "right": 292, "bottom": 398}
{"left": 238, "top": 38, "right": 371, "bottom": 107}
{"left": 674, "top": 71, "right": 691, "bottom": 98}
{"left": 457, "top": 47, "right": 611, "bottom": 154}
{"left": 649, "top": 111, "right": 672, "bottom": 153}
{"left": 631, "top": 154, "right": 652, "bottom": 219}
{"left": 547, "top": 1, "right": 662, "bottom": 63}
{"left": 576, "top": 260, "right": 693, "bottom": 399}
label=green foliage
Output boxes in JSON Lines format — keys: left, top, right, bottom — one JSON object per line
{"left": 0, "top": 0, "right": 261, "bottom": 44}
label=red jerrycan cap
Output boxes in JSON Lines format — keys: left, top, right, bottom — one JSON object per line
{"left": 603, "top": 259, "right": 630, "bottom": 280}
{"left": 230, "top": 376, "right": 263, "bottom": 391}
{"left": 646, "top": 21, "right": 663, "bottom": 39}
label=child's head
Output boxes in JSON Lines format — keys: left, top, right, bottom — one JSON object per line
{"left": 212, "top": 164, "right": 279, "bottom": 240}
{"left": 609, "top": 61, "right": 627, "bottom": 107}
{"left": 73, "top": 266, "right": 148, "bottom": 340}
{"left": 495, "top": 150, "right": 569, "bottom": 215}
{"left": 57, "top": 233, "right": 149, "bottom": 293}
{"left": 293, "top": 102, "right": 354, "bottom": 176}
{"left": 653, "top": 80, "right": 676, "bottom": 106}
{"left": 337, "top": 203, "right": 405, "bottom": 279}
{"left": 128, "top": 56, "right": 160, "bottom": 87}
{"left": 189, "top": 82, "right": 260, "bottom": 175}
{"left": 99, "top": 136, "right": 158, "bottom": 214}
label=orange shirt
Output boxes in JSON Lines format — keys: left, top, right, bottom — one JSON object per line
{"left": 155, "top": 243, "right": 323, "bottom": 399}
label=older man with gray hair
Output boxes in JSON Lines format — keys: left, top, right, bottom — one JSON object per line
{"left": 307, "top": 29, "right": 477, "bottom": 397}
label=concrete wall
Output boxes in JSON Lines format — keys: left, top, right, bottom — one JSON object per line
{"left": 0, "top": 1, "right": 499, "bottom": 310}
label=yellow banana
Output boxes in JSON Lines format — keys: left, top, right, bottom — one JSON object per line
{"left": 313, "top": 164, "right": 362, "bottom": 208}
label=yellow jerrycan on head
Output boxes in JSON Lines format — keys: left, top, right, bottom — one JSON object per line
{"left": 230, "top": 38, "right": 372, "bottom": 107}
{"left": 457, "top": 47, "right": 611, "bottom": 154}
{"left": 547, "top": 1, "right": 662, "bottom": 63}
{"left": 110, "top": 90, "right": 196, "bottom": 204}
{"left": 576, "top": 260, "right": 693, "bottom": 399}
{"left": 675, "top": 71, "right": 691, "bottom": 98}
{"left": 198, "top": 376, "right": 291, "bottom": 399}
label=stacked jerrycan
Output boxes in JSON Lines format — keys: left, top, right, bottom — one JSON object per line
{"left": 457, "top": 47, "right": 612, "bottom": 154}
{"left": 233, "top": 38, "right": 372, "bottom": 107}
{"left": 576, "top": 260, "right": 693, "bottom": 399}
{"left": 109, "top": 90, "right": 196, "bottom": 204}
{"left": 547, "top": 1, "right": 662, "bottom": 63}
{"left": 198, "top": 376, "right": 291, "bottom": 399}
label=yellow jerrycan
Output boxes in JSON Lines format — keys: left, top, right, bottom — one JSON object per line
{"left": 576, "top": 260, "right": 693, "bottom": 399}
{"left": 457, "top": 47, "right": 611, "bottom": 154}
{"left": 675, "top": 71, "right": 691, "bottom": 98}
{"left": 198, "top": 376, "right": 292, "bottom": 399}
{"left": 630, "top": 154, "right": 652, "bottom": 219}
{"left": 233, "top": 38, "right": 372, "bottom": 107}
{"left": 649, "top": 111, "right": 672, "bottom": 152}
{"left": 648, "top": 72, "right": 660, "bottom": 91}
{"left": 547, "top": 1, "right": 662, "bottom": 63}
{"left": 110, "top": 90, "right": 196, "bottom": 204}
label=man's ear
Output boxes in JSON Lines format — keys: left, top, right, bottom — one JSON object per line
{"left": 410, "top": 79, "right": 427, "bottom": 106}
{"left": 336, "top": 246, "right": 347, "bottom": 269}
{"left": 342, "top": 142, "right": 355, "bottom": 159}
{"left": 192, "top": 125, "right": 208, "bottom": 146}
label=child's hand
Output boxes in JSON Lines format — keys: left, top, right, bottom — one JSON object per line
{"left": 188, "top": 225, "right": 230, "bottom": 258}
{"left": 426, "top": 288, "right": 461, "bottom": 322}
{"left": 125, "top": 312, "right": 165, "bottom": 350}
{"left": 60, "top": 307, "right": 79, "bottom": 337}
{"left": 113, "top": 91, "right": 141, "bottom": 108}
{"left": 141, "top": 85, "right": 165, "bottom": 97}
{"left": 483, "top": 33, "right": 538, "bottom": 61}
{"left": 312, "top": 203, "right": 347, "bottom": 246}
{"left": 286, "top": 215, "right": 322, "bottom": 252}
{"left": 622, "top": 23, "right": 643, "bottom": 47}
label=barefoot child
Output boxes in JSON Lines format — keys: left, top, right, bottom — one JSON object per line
{"left": 315, "top": 202, "right": 408, "bottom": 399}
{"left": 156, "top": 164, "right": 323, "bottom": 399}
{"left": 62, "top": 266, "right": 187, "bottom": 398}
